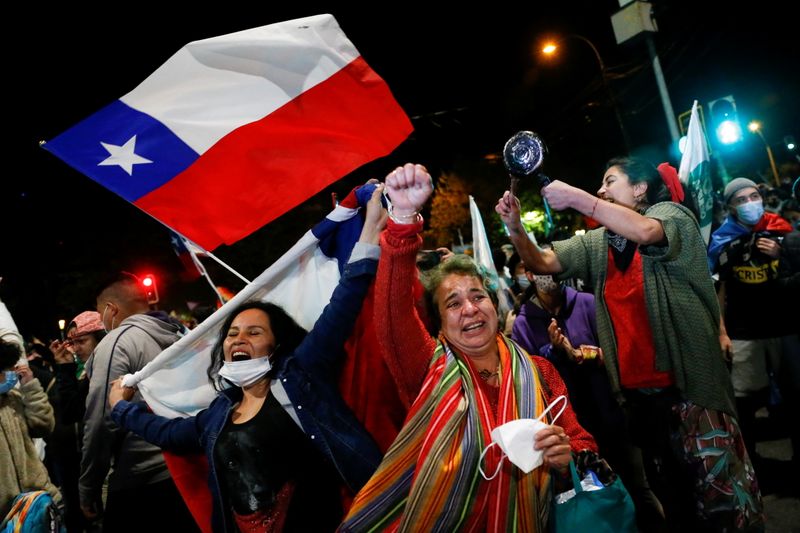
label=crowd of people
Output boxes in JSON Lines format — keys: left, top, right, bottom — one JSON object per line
{"left": 1, "top": 159, "right": 797, "bottom": 532}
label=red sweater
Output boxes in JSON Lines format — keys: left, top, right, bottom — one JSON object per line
{"left": 374, "top": 219, "right": 597, "bottom": 453}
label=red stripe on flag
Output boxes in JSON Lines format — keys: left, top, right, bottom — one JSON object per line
{"left": 163, "top": 451, "right": 213, "bottom": 533}
{"left": 136, "top": 57, "right": 412, "bottom": 250}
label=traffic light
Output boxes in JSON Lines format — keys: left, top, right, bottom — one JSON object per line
{"left": 708, "top": 95, "right": 742, "bottom": 145}
{"left": 141, "top": 274, "right": 159, "bottom": 305}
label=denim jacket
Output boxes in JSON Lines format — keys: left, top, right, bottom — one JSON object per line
{"left": 112, "top": 257, "right": 383, "bottom": 532}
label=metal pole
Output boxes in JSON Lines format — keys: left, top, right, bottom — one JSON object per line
{"left": 570, "top": 34, "right": 631, "bottom": 151}
{"left": 756, "top": 130, "right": 781, "bottom": 186}
{"left": 645, "top": 34, "right": 680, "bottom": 143}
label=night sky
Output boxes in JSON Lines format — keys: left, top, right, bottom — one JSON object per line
{"left": 4, "top": 1, "right": 799, "bottom": 340}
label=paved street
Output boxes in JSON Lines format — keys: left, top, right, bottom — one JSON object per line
{"left": 756, "top": 409, "right": 799, "bottom": 533}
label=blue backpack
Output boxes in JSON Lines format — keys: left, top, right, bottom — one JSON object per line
{"left": 1, "top": 491, "right": 64, "bottom": 533}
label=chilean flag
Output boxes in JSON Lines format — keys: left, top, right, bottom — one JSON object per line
{"left": 122, "top": 183, "right": 405, "bottom": 531}
{"left": 43, "top": 14, "right": 412, "bottom": 250}
{"left": 169, "top": 231, "right": 204, "bottom": 282}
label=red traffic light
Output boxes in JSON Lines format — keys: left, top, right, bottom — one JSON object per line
{"left": 140, "top": 274, "right": 159, "bottom": 305}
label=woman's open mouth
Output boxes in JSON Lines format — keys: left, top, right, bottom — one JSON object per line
{"left": 231, "top": 351, "right": 251, "bottom": 362}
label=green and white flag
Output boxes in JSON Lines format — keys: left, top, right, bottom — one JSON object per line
{"left": 470, "top": 195, "right": 513, "bottom": 318}
{"left": 470, "top": 195, "right": 497, "bottom": 276}
{"left": 679, "top": 100, "right": 714, "bottom": 243}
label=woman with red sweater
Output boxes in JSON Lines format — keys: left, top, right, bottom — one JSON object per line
{"left": 341, "top": 164, "right": 606, "bottom": 532}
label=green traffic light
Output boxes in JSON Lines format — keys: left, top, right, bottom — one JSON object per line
{"left": 709, "top": 95, "right": 743, "bottom": 145}
{"left": 716, "top": 120, "right": 742, "bottom": 144}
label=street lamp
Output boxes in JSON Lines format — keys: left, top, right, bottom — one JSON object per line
{"left": 748, "top": 121, "right": 780, "bottom": 186}
{"left": 58, "top": 319, "right": 66, "bottom": 341}
{"left": 541, "top": 34, "right": 631, "bottom": 151}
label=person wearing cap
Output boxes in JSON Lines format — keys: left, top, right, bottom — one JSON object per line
{"left": 52, "top": 311, "right": 105, "bottom": 380}
{"left": 708, "top": 177, "right": 794, "bottom": 462}
{"left": 50, "top": 311, "right": 106, "bottom": 441}
{"left": 50, "top": 311, "right": 106, "bottom": 423}
{"left": 46, "top": 311, "right": 106, "bottom": 533}
{"left": 498, "top": 156, "right": 763, "bottom": 531}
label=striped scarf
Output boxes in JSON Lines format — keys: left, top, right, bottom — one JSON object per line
{"left": 341, "top": 334, "right": 552, "bottom": 532}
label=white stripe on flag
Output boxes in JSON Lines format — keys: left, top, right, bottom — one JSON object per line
{"left": 124, "top": 229, "right": 341, "bottom": 417}
{"left": 121, "top": 14, "right": 360, "bottom": 154}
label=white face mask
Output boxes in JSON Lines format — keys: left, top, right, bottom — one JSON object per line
{"left": 516, "top": 275, "right": 531, "bottom": 290}
{"left": 218, "top": 357, "right": 272, "bottom": 388}
{"left": 479, "top": 395, "right": 567, "bottom": 480}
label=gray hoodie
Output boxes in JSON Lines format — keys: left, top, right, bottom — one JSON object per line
{"left": 79, "top": 313, "right": 183, "bottom": 506}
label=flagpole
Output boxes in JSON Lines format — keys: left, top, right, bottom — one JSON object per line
{"left": 199, "top": 250, "right": 251, "bottom": 285}
{"left": 182, "top": 240, "right": 228, "bottom": 302}
{"left": 199, "top": 268, "right": 226, "bottom": 303}
{"left": 155, "top": 215, "right": 255, "bottom": 287}
{"left": 171, "top": 227, "right": 253, "bottom": 286}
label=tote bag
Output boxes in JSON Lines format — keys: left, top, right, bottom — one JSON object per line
{"left": 551, "top": 460, "right": 636, "bottom": 533}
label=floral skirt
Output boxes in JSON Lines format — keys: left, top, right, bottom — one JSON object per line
{"left": 673, "top": 401, "right": 764, "bottom": 531}
{"left": 625, "top": 389, "right": 764, "bottom": 532}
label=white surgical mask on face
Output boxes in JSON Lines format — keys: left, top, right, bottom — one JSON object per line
{"left": 516, "top": 275, "right": 531, "bottom": 290}
{"left": 218, "top": 356, "right": 272, "bottom": 388}
{"left": 479, "top": 395, "right": 567, "bottom": 480}
{"left": 735, "top": 200, "right": 764, "bottom": 226}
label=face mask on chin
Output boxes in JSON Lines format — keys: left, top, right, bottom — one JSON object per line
{"left": 218, "top": 352, "right": 275, "bottom": 388}
{"left": 735, "top": 200, "right": 764, "bottom": 226}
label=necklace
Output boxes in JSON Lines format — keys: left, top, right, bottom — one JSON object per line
{"left": 478, "top": 363, "right": 501, "bottom": 381}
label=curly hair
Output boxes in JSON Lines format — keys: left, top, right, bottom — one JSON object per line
{"left": 419, "top": 254, "right": 499, "bottom": 333}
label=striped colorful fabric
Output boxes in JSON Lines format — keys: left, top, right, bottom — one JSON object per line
{"left": 341, "top": 335, "right": 553, "bottom": 532}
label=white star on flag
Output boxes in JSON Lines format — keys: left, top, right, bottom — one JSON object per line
{"left": 98, "top": 135, "right": 152, "bottom": 175}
